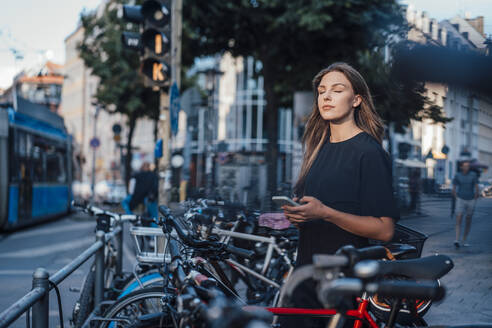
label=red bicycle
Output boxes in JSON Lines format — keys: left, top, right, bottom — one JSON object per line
{"left": 255, "top": 250, "right": 453, "bottom": 328}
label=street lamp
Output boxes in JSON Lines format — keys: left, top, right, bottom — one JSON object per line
{"left": 201, "top": 68, "right": 223, "bottom": 196}
{"left": 90, "top": 103, "right": 102, "bottom": 204}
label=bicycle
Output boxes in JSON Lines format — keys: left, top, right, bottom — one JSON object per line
{"left": 104, "top": 218, "right": 449, "bottom": 328}
{"left": 158, "top": 210, "right": 455, "bottom": 327}
{"left": 87, "top": 211, "right": 259, "bottom": 328}
{"left": 70, "top": 202, "right": 155, "bottom": 327}
{"left": 78, "top": 203, "right": 444, "bottom": 328}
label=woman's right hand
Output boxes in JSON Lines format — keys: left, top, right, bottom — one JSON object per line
{"left": 283, "top": 197, "right": 299, "bottom": 227}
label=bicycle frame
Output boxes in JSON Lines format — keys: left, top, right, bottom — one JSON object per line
{"left": 211, "top": 226, "right": 295, "bottom": 276}
{"left": 258, "top": 293, "right": 379, "bottom": 328}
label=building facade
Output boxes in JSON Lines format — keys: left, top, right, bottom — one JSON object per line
{"left": 61, "top": 22, "right": 156, "bottom": 184}
{"left": 181, "top": 54, "right": 294, "bottom": 207}
{"left": 398, "top": 5, "right": 492, "bottom": 196}
{"left": 0, "top": 61, "right": 64, "bottom": 113}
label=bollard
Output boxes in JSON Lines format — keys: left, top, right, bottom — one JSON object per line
{"left": 116, "top": 222, "right": 123, "bottom": 276}
{"left": 32, "top": 268, "right": 49, "bottom": 328}
{"left": 94, "top": 230, "right": 105, "bottom": 306}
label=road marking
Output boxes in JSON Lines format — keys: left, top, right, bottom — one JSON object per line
{"left": 8, "top": 222, "right": 95, "bottom": 240}
{"left": 0, "top": 237, "right": 94, "bottom": 258}
{"left": 0, "top": 269, "right": 84, "bottom": 275}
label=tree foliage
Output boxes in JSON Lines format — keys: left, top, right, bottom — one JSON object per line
{"left": 78, "top": 0, "right": 160, "bottom": 187}
{"left": 182, "top": 0, "right": 449, "bottom": 193}
{"left": 357, "top": 49, "right": 452, "bottom": 133}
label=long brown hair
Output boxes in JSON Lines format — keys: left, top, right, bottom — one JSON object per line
{"left": 294, "top": 62, "right": 384, "bottom": 196}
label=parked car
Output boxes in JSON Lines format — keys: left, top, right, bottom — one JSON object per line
{"left": 95, "top": 180, "right": 127, "bottom": 205}
{"left": 436, "top": 184, "right": 452, "bottom": 197}
{"left": 479, "top": 181, "right": 492, "bottom": 198}
{"left": 72, "top": 180, "right": 92, "bottom": 201}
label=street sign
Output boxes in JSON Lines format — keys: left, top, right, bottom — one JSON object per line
{"left": 112, "top": 123, "right": 122, "bottom": 134}
{"left": 154, "top": 139, "right": 163, "bottom": 158}
{"left": 90, "top": 137, "right": 100, "bottom": 149}
{"left": 170, "top": 82, "right": 180, "bottom": 136}
{"left": 121, "top": 31, "right": 142, "bottom": 51}
{"left": 171, "top": 154, "right": 184, "bottom": 168}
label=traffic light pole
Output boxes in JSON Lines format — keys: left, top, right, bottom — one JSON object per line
{"left": 158, "top": 0, "right": 182, "bottom": 206}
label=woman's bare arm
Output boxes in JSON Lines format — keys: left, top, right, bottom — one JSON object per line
{"left": 322, "top": 206, "right": 394, "bottom": 242}
{"left": 283, "top": 196, "right": 394, "bottom": 242}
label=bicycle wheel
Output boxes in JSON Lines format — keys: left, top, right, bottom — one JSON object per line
{"left": 97, "top": 287, "right": 174, "bottom": 328}
{"left": 72, "top": 269, "right": 95, "bottom": 328}
{"left": 118, "top": 270, "right": 165, "bottom": 299}
{"left": 369, "top": 276, "right": 434, "bottom": 326}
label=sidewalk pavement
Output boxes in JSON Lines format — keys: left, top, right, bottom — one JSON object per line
{"left": 399, "top": 195, "right": 492, "bottom": 325}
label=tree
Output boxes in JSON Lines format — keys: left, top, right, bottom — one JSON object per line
{"left": 78, "top": 0, "right": 160, "bottom": 189}
{"left": 356, "top": 48, "right": 452, "bottom": 159}
{"left": 182, "top": 0, "right": 448, "bottom": 196}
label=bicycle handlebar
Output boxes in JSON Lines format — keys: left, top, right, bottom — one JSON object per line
{"left": 199, "top": 199, "right": 246, "bottom": 209}
{"left": 319, "top": 277, "right": 445, "bottom": 307}
{"left": 281, "top": 245, "right": 390, "bottom": 303}
{"left": 71, "top": 200, "right": 151, "bottom": 225}
{"left": 366, "top": 279, "right": 445, "bottom": 301}
{"left": 158, "top": 205, "right": 254, "bottom": 260}
{"left": 335, "top": 245, "right": 387, "bottom": 268}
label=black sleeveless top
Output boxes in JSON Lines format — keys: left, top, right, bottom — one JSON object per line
{"left": 296, "top": 132, "right": 399, "bottom": 267}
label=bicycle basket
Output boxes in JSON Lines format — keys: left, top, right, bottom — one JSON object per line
{"left": 130, "top": 226, "right": 170, "bottom": 264}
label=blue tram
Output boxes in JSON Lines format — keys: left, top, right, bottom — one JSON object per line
{"left": 0, "top": 98, "right": 72, "bottom": 230}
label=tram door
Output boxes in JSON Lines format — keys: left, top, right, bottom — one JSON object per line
{"left": 14, "top": 130, "right": 33, "bottom": 221}
{"left": 18, "top": 162, "right": 32, "bottom": 221}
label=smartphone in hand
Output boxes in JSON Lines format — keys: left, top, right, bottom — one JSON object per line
{"left": 272, "top": 196, "right": 301, "bottom": 207}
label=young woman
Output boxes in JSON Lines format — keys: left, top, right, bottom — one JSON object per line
{"left": 281, "top": 62, "right": 399, "bottom": 327}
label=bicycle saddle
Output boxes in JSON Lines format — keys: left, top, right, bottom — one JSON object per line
{"left": 377, "top": 254, "right": 454, "bottom": 280}
{"left": 256, "top": 226, "right": 299, "bottom": 238}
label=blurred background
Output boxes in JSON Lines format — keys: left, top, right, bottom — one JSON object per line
{"left": 1, "top": 0, "right": 492, "bottom": 226}
{"left": 1, "top": 2, "right": 492, "bottom": 326}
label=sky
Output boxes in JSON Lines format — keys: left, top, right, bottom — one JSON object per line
{"left": 1, "top": 0, "right": 491, "bottom": 90}
{"left": 0, "top": 0, "right": 101, "bottom": 89}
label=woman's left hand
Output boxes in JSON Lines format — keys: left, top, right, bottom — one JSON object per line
{"left": 282, "top": 196, "right": 328, "bottom": 224}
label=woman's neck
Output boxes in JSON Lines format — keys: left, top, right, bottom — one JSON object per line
{"left": 329, "top": 119, "right": 363, "bottom": 143}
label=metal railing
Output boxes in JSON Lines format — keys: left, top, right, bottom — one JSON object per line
{"left": 0, "top": 223, "right": 124, "bottom": 328}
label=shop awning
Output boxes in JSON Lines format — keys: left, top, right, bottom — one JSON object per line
{"left": 395, "top": 158, "right": 426, "bottom": 168}
{"left": 470, "top": 159, "right": 489, "bottom": 169}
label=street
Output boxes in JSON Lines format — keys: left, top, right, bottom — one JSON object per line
{"left": 0, "top": 197, "right": 491, "bottom": 327}
{"left": 400, "top": 195, "right": 492, "bottom": 325}
{"left": 0, "top": 210, "right": 137, "bottom": 327}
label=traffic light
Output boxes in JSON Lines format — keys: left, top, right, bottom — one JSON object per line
{"left": 122, "top": 0, "right": 171, "bottom": 89}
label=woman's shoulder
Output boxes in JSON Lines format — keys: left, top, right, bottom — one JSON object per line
{"left": 353, "top": 132, "right": 386, "bottom": 155}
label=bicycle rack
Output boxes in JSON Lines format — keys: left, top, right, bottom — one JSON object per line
{"left": 0, "top": 223, "right": 124, "bottom": 328}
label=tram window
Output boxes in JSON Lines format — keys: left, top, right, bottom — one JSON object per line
{"left": 31, "top": 146, "right": 45, "bottom": 182}
{"left": 17, "top": 130, "right": 27, "bottom": 157}
{"left": 9, "top": 130, "right": 30, "bottom": 183}
{"left": 10, "top": 128, "right": 69, "bottom": 184}
{"left": 46, "top": 151, "right": 67, "bottom": 183}
{"left": 8, "top": 128, "right": 18, "bottom": 183}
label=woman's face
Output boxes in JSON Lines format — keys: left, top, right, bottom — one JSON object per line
{"left": 317, "top": 71, "right": 361, "bottom": 122}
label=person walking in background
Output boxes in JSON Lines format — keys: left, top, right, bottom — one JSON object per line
{"left": 122, "top": 162, "right": 159, "bottom": 219}
{"left": 452, "top": 160, "right": 479, "bottom": 248}
{"left": 450, "top": 190, "right": 456, "bottom": 218}
{"left": 408, "top": 169, "right": 421, "bottom": 214}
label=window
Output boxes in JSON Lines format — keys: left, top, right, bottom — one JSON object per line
{"left": 242, "top": 107, "right": 248, "bottom": 139}
{"left": 46, "top": 150, "right": 67, "bottom": 183}
{"left": 251, "top": 105, "right": 258, "bottom": 139}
